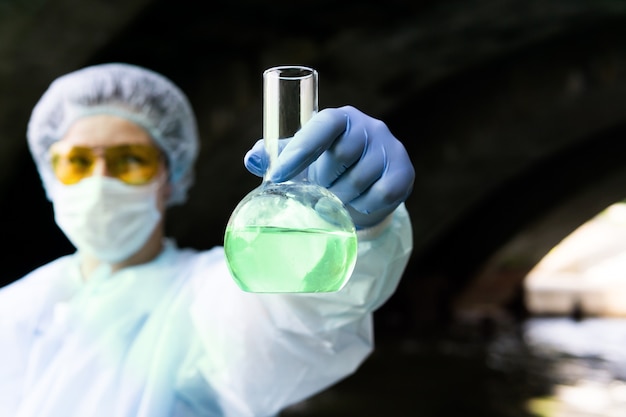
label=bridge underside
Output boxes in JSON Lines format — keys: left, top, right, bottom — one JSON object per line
{"left": 2, "top": 0, "right": 626, "bottom": 331}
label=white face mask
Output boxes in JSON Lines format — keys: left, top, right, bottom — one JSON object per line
{"left": 52, "top": 176, "right": 163, "bottom": 264}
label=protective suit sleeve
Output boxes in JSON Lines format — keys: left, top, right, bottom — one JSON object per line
{"left": 181, "top": 203, "right": 412, "bottom": 417}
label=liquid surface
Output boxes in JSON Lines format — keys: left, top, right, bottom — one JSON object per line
{"left": 224, "top": 226, "right": 358, "bottom": 293}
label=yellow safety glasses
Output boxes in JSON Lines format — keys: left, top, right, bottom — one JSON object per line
{"left": 49, "top": 142, "right": 163, "bottom": 185}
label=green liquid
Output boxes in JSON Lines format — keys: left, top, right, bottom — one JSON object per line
{"left": 224, "top": 226, "right": 358, "bottom": 293}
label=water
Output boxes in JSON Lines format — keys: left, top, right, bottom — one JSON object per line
{"left": 224, "top": 226, "right": 358, "bottom": 293}
{"left": 278, "top": 317, "right": 626, "bottom": 416}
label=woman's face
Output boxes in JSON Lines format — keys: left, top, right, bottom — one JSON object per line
{"left": 58, "top": 114, "right": 171, "bottom": 206}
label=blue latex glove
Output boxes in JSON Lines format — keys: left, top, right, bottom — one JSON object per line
{"left": 244, "top": 105, "right": 415, "bottom": 229}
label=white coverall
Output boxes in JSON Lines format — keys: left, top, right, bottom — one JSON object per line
{"left": 0, "top": 205, "right": 412, "bottom": 417}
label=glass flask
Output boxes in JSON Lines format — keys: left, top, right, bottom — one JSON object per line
{"left": 224, "top": 66, "right": 357, "bottom": 293}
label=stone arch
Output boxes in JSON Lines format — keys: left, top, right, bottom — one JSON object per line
{"left": 380, "top": 21, "right": 626, "bottom": 326}
{"left": 453, "top": 121, "right": 626, "bottom": 316}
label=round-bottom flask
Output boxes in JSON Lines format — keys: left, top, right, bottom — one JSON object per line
{"left": 224, "top": 66, "right": 357, "bottom": 293}
{"left": 224, "top": 181, "right": 357, "bottom": 293}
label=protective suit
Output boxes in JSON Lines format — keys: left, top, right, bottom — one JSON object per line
{"left": 0, "top": 205, "right": 412, "bottom": 417}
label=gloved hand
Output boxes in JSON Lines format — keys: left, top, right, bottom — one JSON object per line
{"left": 244, "top": 105, "right": 415, "bottom": 229}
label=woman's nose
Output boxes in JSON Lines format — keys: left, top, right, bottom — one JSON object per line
{"left": 91, "top": 157, "right": 111, "bottom": 177}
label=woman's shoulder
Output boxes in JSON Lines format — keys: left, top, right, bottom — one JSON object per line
{"left": 161, "top": 240, "right": 226, "bottom": 272}
{"left": 0, "top": 255, "right": 76, "bottom": 319}
{"left": 165, "top": 243, "right": 244, "bottom": 297}
{"left": 2, "top": 255, "right": 74, "bottom": 291}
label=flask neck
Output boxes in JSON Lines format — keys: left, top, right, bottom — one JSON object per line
{"left": 262, "top": 66, "right": 318, "bottom": 184}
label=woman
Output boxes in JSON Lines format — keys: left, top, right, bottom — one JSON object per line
{"left": 0, "top": 63, "right": 414, "bottom": 417}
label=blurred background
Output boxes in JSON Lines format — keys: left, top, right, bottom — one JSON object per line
{"left": 2, "top": 0, "right": 626, "bottom": 415}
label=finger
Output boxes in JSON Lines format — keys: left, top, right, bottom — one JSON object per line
{"left": 348, "top": 161, "right": 415, "bottom": 215}
{"left": 244, "top": 138, "right": 291, "bottom": 177}
{"left": 270, "top": 108, "right": 347, "bottom": 182}
{"left": 243, "top": 139, "right": 268, "bottom": 177}
{"left": 326, "top": 141, "right": 387, "bottom": 204}
{"left": 308, "top": 119, "right": 368, "bottom": 188}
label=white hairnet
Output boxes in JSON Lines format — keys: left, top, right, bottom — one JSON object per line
{"left": 27, "top": 62, "right": 200, "bottom": 206}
